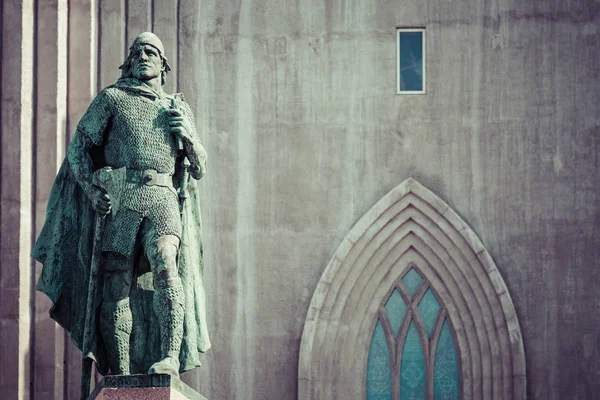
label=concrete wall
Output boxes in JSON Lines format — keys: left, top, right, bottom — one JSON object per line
{"left": 1, "top": 0, "right": 599, "bottom": 399}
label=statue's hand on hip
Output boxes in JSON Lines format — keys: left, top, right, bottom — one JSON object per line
{"left": 90, "top": 186, "right": 111, "bottom": 215}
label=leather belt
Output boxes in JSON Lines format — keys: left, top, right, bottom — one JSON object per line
{"left": 126, "top": 169, "right": 174, "bottom": 188}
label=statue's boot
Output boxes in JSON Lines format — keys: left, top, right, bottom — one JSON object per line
{"left": 148, "top": 280, "right": 184, "bottom": 377}
{"left": 100, "top": 298, "right": 133, "bottom": 375}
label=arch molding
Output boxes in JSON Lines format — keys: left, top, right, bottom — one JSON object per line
{"left": 298, "top": 178, "right": 525, "bottom": 399}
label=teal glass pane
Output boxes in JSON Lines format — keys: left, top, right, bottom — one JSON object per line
{"left": 384, "top": 289, "right": 407, "bottom": 338}
{"left": 399, "top": 31, "right": 423, "bottom": 91}
{"left": 367, "top": 320, "right": 392, "bottom": 400}
{"left": 400, "top": 321, "right": 426, "bottom": 400}
{"left": 434, "top": 319, "right": 460, "bottom": 399}
{"left": 401, "top": 268, "right": 424, "bottom": 297}
{"left": 417, "top": 288, "right": 441, "bottom": 338}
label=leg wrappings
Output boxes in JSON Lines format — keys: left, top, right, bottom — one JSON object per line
{"left": 100, "top": 299, "right": 133, "bottom": 375}
{"left": 153, "top": 279, "right": 185, "bottom": 360}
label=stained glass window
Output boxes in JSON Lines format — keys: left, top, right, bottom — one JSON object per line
{"left": 400, "top": 322, "right": 426, "bottom": 399}
{"left": 401, "top": 268, "right": 423, "bottom": 297}
{"left": 366, "top": 270, "right": 460, "bottom": 399}
{"left": 367, "top": 321, "right": 393, "bottom": 400}
{"left": 417, "top": 289, "right": 440, "bottom": 338}
{"left": 384, "top": 289, "right": 407, "bottom": 338}
{"left": 397, "top": 28, "right": 426, "bottom": 94}
{"left": 434, "top": 320, "right": 460, "bottom": 399}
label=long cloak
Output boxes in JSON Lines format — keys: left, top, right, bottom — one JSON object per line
{"left": 32, "top": 153, "right": 210, "bottom": 375}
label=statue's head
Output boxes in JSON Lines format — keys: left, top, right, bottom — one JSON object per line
{"left": 119, "top": 32, "right": 172, "bottom": 85}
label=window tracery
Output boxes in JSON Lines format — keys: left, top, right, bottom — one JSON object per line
{"left": 367, "top": 266, "right": 459, "bottom": 399}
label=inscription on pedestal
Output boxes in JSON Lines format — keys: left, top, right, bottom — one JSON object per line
{"left": 88, "top": 374, "right": 208, "bottom": 400}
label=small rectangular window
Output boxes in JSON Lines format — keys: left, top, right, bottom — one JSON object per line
{"left": 397, "top": 28, "right": 426, "bottom": 94}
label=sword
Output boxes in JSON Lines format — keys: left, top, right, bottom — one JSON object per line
{"left": 80, "top": 211, "right": 105, "bottom": 400}
{"left": 170, "top": 97, "right": 190, "bottom": 211}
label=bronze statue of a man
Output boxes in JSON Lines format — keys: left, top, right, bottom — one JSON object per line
{"left": 32, "top": 32, "right": 210, "bottom": 384}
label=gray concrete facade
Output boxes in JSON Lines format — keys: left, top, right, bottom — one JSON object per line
{"left": 0, "top": 0, "right": 599, "bottom": 399}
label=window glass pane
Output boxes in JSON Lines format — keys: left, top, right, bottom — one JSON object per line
{"left": 401, "top": 268, "right": 424, "bottom": 297}
{"left": 417, "top": 288, "right": 440, "bottom": 338}
{"left": 367, "top": 320, "right": 393, "bottom": 400}
{"left": 384, "top": 289, "right": 407, "bottom": 338}
{"left": 399, "top": 31, "right": 423, "bottom": 92}
{"left": 434, "top": 319, "right": 460, "bottom": 399}
{"left": 400, "top": 321, "right": 426, "bottom": 400}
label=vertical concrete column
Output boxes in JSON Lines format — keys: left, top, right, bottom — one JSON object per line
{"left": 67, "top": 0, "right": 97, "bottom": 141}
{"left": 64, "top": 1, "right": 98, "bottom": 398}
{"left": 177, "top": 0, "right": 207, "bottom": 391}
{"left": 98, "top": 0, "right": 125, "bottom": 89}
{"left": 0, "top": 0, "right": 35, "bottom": 399}
{"left": 33, "top": 1, "right": 68, "bottom": 399}
{"left": 126, "top": 0, "right": 152, "bottom": 53}
{"left": 151, "top": 0, "right": 178, "bottom": 94}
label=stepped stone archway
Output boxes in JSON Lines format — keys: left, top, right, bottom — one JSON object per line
{"left": 298, "top": 178, "right": 525, "bottom": 399}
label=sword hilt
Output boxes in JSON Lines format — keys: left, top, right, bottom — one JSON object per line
{"left": 170, "top": 98, "right": 184, "bottom": 151}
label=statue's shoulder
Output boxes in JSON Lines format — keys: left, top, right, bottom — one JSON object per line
{"left": 102, "top": 85, "right": 130, "bottom": 99}
{"left": 92, "top": 86, "right": 122, "bottom": 105}
{"left": 171, "top": 93, "right": 186, "bottom": 103}
{"left": 80, "top": 87, "right": 117, "bottom": 121}
{"left": 101, "top": 85, "right": 120, "bottom": 94}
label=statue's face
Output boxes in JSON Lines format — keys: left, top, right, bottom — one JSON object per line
{"left": 130, "top": 44, "right": 163, "bottom": 81}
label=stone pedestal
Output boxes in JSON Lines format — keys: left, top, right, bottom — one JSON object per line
{"left": 87, "top": 374, "right": 207, "bottom": 400}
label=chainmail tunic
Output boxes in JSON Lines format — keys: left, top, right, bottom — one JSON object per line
{"left": 76, "top": 83, "right": 193, "bottom": 257}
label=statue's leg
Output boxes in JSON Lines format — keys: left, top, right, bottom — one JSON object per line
{"left": 100, "top": 252, "right": 133, "bottom": 375}
{"left": 140, "top": 219, "right": 183, "bottom": 377}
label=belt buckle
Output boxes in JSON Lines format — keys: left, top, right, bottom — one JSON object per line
{"left": 142, "top": 169, "right": 157, "bottom": 185}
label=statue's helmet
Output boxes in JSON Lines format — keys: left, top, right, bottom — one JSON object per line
{"left": 119, "top": 32, "right": 172, "bottom": 85}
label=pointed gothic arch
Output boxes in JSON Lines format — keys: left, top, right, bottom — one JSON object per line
{"left": 298, "top": 178, "right": 525, "bottom": 399}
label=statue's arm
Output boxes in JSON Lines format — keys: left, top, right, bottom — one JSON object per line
{"left": 183, "top": 139, "right": 207, "bottom": 180}
{"left": 66, "top": 90, "right": 112, "bottom": 214}
{"left": 180, "top": 102, "right": 207, "bottom": 180}
{"left": 67, "top": 130, "right": 98, "bottom": 199}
